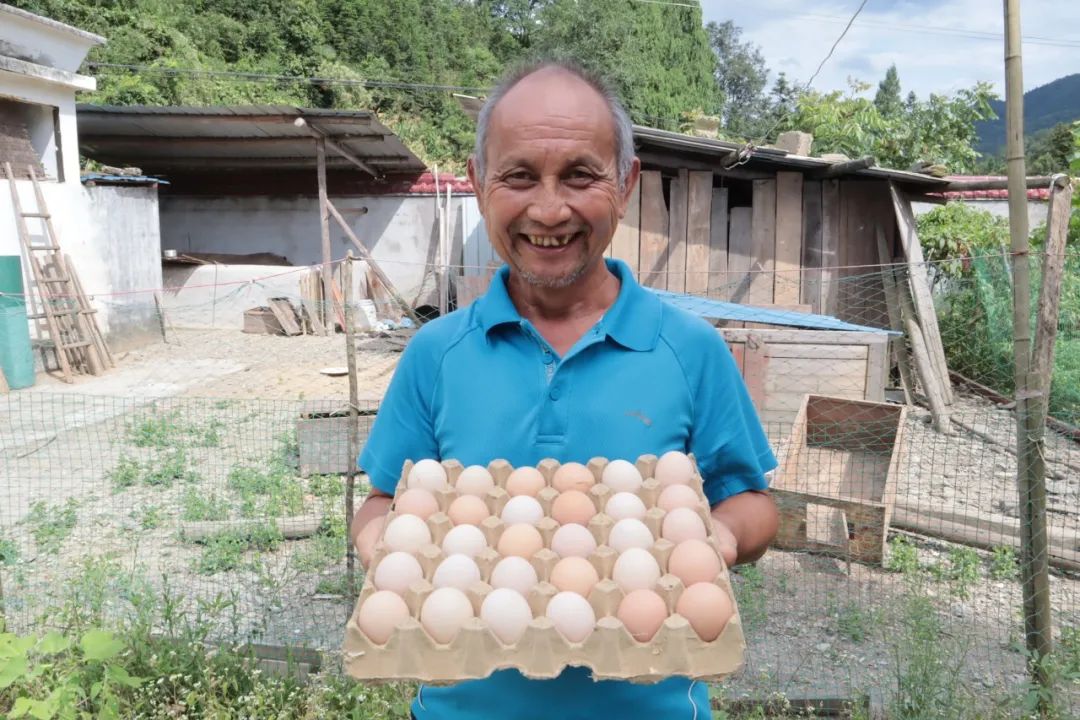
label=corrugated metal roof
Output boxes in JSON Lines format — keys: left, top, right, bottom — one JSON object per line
{"left": 76, "top": 104, "right": 425, "bottom": 175}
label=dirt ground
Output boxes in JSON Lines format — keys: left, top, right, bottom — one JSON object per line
{"left": 2, "top": 328, "right": 1078, "bottom": 712}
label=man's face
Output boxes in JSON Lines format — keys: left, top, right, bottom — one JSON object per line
{"left": 469, "top": 68, "right": 639, "bottom": 289}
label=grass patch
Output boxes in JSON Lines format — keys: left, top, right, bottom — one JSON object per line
{"left": 126, "top": 411, "right": 225, "bottom": 449}
{"left": 143, "top": 449, "right": 200, "bottom": 487}
{"left": 132, "top": 505, "right": 163, "bottom": 530}
{"left": 0, "top": 535, "right": 18, "bottom": 565}
{"left": 834, "top": 601, "right": 878, "bottom": 643}
{"left": 731, "top": 564, "right": 767, "bottom": 633}
{"left": 195, "top": 524, "right": 283, "bottom": 575}
{"left": 293, "top": 517, "right": 346, "bottom": 573}
{"left": 24, "top": 499, "right": 79, "bottom": 553}
{"left": 989, "top": 545, "right": 1019, "bottom": 582}
{"left": 227, "top": 463, "right": 303, "bottom": 519}
{"left": 886, "top": 536, "right": 921, "bottom": 575}
{"left": 180, "top": 488, "right": 229, "bottom": 522}
{"left": 107, "top": 455, "right": 141, "bottom": 491}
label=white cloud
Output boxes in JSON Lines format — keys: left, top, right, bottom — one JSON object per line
{"left": 701, "top": 0, "right": 1080, "bottom": 98}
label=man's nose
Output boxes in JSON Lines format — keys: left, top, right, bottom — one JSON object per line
{"left": 525, "top": 179, "right": 572, "bottom": 227}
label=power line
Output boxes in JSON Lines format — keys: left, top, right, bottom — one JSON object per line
{"left": 798, "top": 12, "right": 1080, "bottom": 48}
{"left": 804, "top": 0, "right": 872, "bottom": 91}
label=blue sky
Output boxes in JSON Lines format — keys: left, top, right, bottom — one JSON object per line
{"left": 700, "top": 0, "right": 1080, "bottom": 99}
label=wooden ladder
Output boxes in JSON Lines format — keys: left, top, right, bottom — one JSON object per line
{"left": 4, "top": 162, "right": 106, "bottom": 382}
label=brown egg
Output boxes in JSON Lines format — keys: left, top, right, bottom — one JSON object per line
{"left": 667, "top": 539, "right": 723, "bottom": 586}
{"left": 657, "top": 484, "right": 701, "bottom": 513}
{"left": 661, "top": 507, "right": 708, "bottom": 544}
{"left": 496, "top": 523, "right": 544, "bottom": 559}
{"left": 549, "top": 556, "right": 600, "bottom": 597}
{"left": 676, "top": 582, "right": 734, "bottom": 642}
{"left": 447, "top": 494, "right": 490, "bottom": 526}
{"left": 394, "top": 488, "right": 440, "bottom": 520}
{"left": 617, "top": 589, "right": 669, "bottom": 642}
{"left": 552, "top": 462, "right": 595, "bottom": 493}
{"left": 551, "top": 490, "right": 597, "bottom": 526}
{"left": 506, "top": 466, "right": 547, "bottom": 497}
{"left": 357, "top": 590, "right": 410, "bottom": 645}
{"left": 654, "top": 450, "right": 696, "bottom": 488}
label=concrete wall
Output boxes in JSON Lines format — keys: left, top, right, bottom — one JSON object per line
{"left": 0, "top": 69, "right": 82, "bottom": 184}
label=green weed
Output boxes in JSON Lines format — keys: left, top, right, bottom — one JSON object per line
{"left": 107, "top": 455, "right": 141, "bottom": 491}
{"left": 308, "top": 474, "right": 343, "bottom": 499}
{"left": 732, "top": 564, "right": 767, "bottom": 633}
{"left": 143, "top": 449, "right": 199, "bottom": 487}
{"left": 835, "top": 601, "right": 878, "bottom": 643}
{"left": 989, "top": 545, "right": 1020, "bottom": 581}
{"left": 132, "top": 505, "right": 162, "bottom": 530}
{"left": 944, "top": 547, "right": 982, "bottom": 600}
{"left": 195, "top": 525, "right": 283, "bottom": 575}
{"left": 180, "top": 488, "right": 229, "bottom": 522}
{"left": 24, "top": 499, "right": 79, "bottom": 553}
{"left": 0, "top": 535, "right": 18, "bottom": 565}
{"left": 886, "top": 536, "right": 921, "bottom": 575}
{"left": 126, "top": 411, "right": 225, "bottom": 449}
{"left": 227, "top": 463, "right": 303, "bottom": 519}
{"left": 293, "top": 516, "right": 346, "bottom": 573}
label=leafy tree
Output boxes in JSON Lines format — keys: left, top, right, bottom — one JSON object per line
{"left": 1027, "top": 122, "right": 1078, "bottom": 175}
{"left": 707, "top": 20, "right": 768, "bottom": 138}
{"left": 874, "top": 64, "right": 903, "bottom": 118}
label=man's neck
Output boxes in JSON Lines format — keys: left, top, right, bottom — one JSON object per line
{"left": 507, "top": 259, "right": 619, "bottom": 324}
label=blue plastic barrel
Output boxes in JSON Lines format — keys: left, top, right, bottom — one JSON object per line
{"left": 0, "top": 255, "right": 36, "bottom": 389}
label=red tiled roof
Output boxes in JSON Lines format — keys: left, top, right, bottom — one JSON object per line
{"left": 404, "top": 172, "right": 474, "bottom": 195}
{"left": 938, "top": 176, "right": 1051, "bottom": 201}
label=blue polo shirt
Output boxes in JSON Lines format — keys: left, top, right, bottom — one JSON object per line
{"left": 359, "top": 258, "right": 776, "bottom": 720}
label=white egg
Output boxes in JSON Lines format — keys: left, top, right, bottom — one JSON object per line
{"left": 441, "top": 524, "right": 488, "bottom": 558}
{"left": 489, "top": 556, "right": 539, "bottom": 595}
{"left": 500, "top": 495, "right": 544, "bottom": 526}
{"left": 432, "top": 554, "right": 482, "bottom": 591}
{"left": 545, "top": 591, "right": 596, "bottom": 643}
{"left": 607, "top": 518, "right": 655, "bottom": 553}
{"left": 481, "top": 588, "right": 533, "bottom": 644}
{"left": 372, "top": 551, "right": 424, "bottom": 595}
{"left": 550, "top": 523, "right": 598, "bottom": 558}
{"left": 655, "top": 450, "right": 695, "bottom": 487}
{"left": 420, "top": 587, "right": 474, "bottom": 644}
{"left": 604, "top": 492, "right": 647, "bottom": 522}
{"left": 382, "top": 514, "right": 432, "bottom": 553}
{"left": 407, "top": 459, "right": 449, "bottom": 492}
{"left": 612, "top": 547, "right": 661, "bottom": 592}
{"left": 456, "top": 465, "right": 495, "bottom": 497}
{"left": 601, "top": 459, "right": 644, "bottom": 493}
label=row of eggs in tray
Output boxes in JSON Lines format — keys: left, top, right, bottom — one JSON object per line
{"left": 355, "top": 451, "right": 735, "bottom": 648}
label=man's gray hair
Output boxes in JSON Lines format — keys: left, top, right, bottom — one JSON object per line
{"left": 472, "top": 58, "right": 636, "bottom": 191}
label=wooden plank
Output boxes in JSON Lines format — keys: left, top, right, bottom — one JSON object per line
{"left": 722, "top": 328, "right": 889, "bottom": 346}
{"left": 820, "top": 180, "right": 840, "bottom": 315}
{"left": 896, "top": 273, "right": 952, "bottom": 433}
{"left": 875, "top": 227, "right": 915, "bottom": 404}
{"left": 800, "top": 180, "right": 823, "bottom": 312}
{"left": 684, "top": 171, "right": 712, "bottom": 295}
{"left": 638, "top": 171, "right": 669, "bottom": 289}
{"left": 728, "top": 342, "right": 746, "bottom": 374}
{"left": 749, "top": 179, "right": 776, "bottom": 305}
{"left": 889, "top": 182, "right": 953, "bottom": 405}
{"left": 766, "top": 344, "right": 868, "bottom": 360}
{"left": 727, "top": 207, "right": 753, "bottom": 302}
{"left": 316, "top": 139, "right": 333, "bottom": 328}
{"left": 864, "top": 331, "right": 888, "bottom": 401}
{"left": 268, "top": 298, "right": 303, "bottom": 336}
{"left": 1031, "top": 181, "right": 1073, "bottom": 386}
{"left": 667, "top": 169, "right": 689, "bottom": 293}
{"left": 708, "top": 187, "right": 729, "bottom": 299}
{"left": 743, "top": 333, "right": 768, "bottom": 411}
{"left": 774, "top": 172, "right": 803, "bottom": 305}
{"left": 611, "top": 179, "right": 641, "bottom": 271}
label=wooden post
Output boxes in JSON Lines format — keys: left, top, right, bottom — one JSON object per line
{"left": 316, "top": 138, "right": 333, "bottom": 333}
{"left": 343, "top": 251, "right": 361, "bottom": 603}
{"left": 875, "top": 227, "right": 915, "bottom": 406}
{"left": 1004, "top": 0, "right": 1053, "bottom": 707}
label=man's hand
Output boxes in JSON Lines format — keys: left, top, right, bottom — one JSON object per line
{"left": 709, "top": 490, "right": 778, "bottom": 567}
{"left": 710, "top": 516, "right": 738, "bottom": 568}
{"left": 350, "top": 490, "right": 393, "bottom": 570}
{"left": 354, "top": 514, "right": 386, "bottom": 570}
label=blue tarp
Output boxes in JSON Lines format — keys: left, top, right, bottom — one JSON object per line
{"left": 650, "top": 288, "right": 898, "bottom": 335}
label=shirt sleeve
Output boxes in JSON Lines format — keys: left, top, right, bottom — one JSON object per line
{"left": 688, "top": 330, "right": 778, "bottom": 506}
{"left": 358, "top": 332, "right": 440, "bottom": 495}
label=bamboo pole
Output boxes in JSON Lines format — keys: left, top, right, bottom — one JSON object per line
{"left": 344, "top": 251, "right": 360, "bottom": 605}
{"left": 1003, "top": 0, "right": 1053, "bottom": 705}
{"left": 316, "top": 138, "right": 333, "bottom": 334}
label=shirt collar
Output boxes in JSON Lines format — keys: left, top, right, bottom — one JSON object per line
{"left": 476, "top": 258, "right": 662, "bottom": 352}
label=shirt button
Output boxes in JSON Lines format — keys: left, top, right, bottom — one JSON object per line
{"left": 543, "top": 353, "right": 554, "bottom": 365}
{"left": 549, "top": 385, "right": 561, "bottom": 400}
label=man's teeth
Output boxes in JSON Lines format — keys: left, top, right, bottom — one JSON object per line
{"left": 526, "top": 234, "right": 573, "bottom": 247}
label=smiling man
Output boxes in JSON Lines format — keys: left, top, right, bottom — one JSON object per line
{"left": 351, "top": 59, "right": 779, "bottom": 719}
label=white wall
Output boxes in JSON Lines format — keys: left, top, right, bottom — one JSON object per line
{"left": 1, "top": 69, "right": 82, "bottom": 184}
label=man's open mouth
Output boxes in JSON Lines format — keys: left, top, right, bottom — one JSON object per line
{"left": 522, "top": 232, "right": 584, "bottom": 248}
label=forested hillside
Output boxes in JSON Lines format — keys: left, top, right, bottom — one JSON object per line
{"left": 12, "top": 0, "right": 1003, "bottom": 174}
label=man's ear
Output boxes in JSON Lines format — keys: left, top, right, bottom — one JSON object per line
{"left": 617, "top": 157, "right": 642, "bottom": 219}
{"left": 466, "top": 156, "right": 484, "bottom": 215}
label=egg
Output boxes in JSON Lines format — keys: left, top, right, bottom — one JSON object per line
{"left": 661, "top": 507, "right": 708, "bottom": 544}
{"left": 407, "top": 459, "right": 448, "bottom": 492}
{"left": 432, "top": 554, "right": 482, "bottom": 591}
{"left": 545, "top": 591, "right": 596, "bottom": 643}
{"left": 357, "top": 590, "right": 410, "bottom": 645}
{"left": 552, "top": 462, "right": 595, "bottom": 493}
{"left": 657, "top": 484, "right": 701, "bottom": 513}
{"left": 654, "top": 450, "right": 695, "bottom": 487}
{"left": 551, "top": 490, "right": 597, "bottom": 526}
{"left": 489, "top": 556, "right": 539, "bottom": 595}
{"left": 601, "top": 459, "right": 643, "bottom": 493}
{"left": 607, "top": 518, "right": 655, "bottom": 553}
{"left": 372, "top": 551, "right": 424, "bottom": 595}
{"left": 456, "top": 465, "right": 495, "bottom": 497}
{"left": 668, "top": 539, "right": 723, "bottom": 586}
{"left": 394, "top": 488, "right": 440, "bottom": 520}
{"left": 447, "top": 495, "right": 490, "bottom": 526}
{"left": 500, "top": 495, "right": 545, "bottom": 526}
{"left": 480, "top": 588, "right": 533, "bottom": 644}
{"left": 420, "top": 587, "right": 475, "bottom": 644}
{"left": 497, "top": 523, "right": 544, "bottom": 558}
{"left": 441, "top": 524, "right": 488, "bottom": 558}
{"left": 549, "top": 556, "right": 600, "bottom": 597}
{"left": 550, "top": 523, "right": 598, "bottom": 558}
{"left": 612, "top": 547, "right": 661, "bottom": 592}
{"left": 617, "top": 589, "right": 669, "bottom": 642}
{"left": 506, "top": 466, "right": 547, "bottom": 497}
{"left": 604, "top": 492, "right": 647, "bottom": 522}
{"left": 382, "top": 514, "right": 432, "bottom": 553}
{"left": 676, "top": 582, "right": 733, "bottom": 642}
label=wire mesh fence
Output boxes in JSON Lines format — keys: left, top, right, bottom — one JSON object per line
{"left": 1, "top": 254, "right": 1078, "bottom": 717}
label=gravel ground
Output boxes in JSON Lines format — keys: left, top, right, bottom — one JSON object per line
{"left": 1, "top": 329, "right": 1078, "bottom": 713}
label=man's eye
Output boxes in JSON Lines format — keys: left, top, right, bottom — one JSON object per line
{"left": 505, "top": 172, "right": 533, "bottom": 184}
{"left": 566, "top": 170, "right": 595, "bottom": 185}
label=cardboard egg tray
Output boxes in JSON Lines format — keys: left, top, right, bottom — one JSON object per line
{"left": 343, "top": 455, "right": 746, "bottom": 684}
